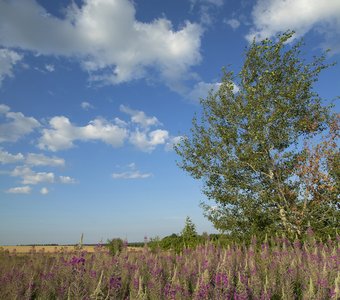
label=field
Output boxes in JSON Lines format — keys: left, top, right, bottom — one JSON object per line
{"left": 1, "top": 245, "right": 97, "bottom": 253}
{"left": 0, "top": 237, "right": 339, "bottom": 299}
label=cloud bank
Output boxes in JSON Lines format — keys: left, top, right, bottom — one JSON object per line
{"left": 0, "top": 0, "right": 202, "bottom": 87}
{"left": 247, "top": 0, "right": 340, "bottom": 53}
{"left": 37, "top": 104, "right": 179, "bottom": 153}
{"left": 0, "top": 104, "right": 40, "bottom": 143}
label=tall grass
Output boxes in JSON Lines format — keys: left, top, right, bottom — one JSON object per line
{"left": 0, "top": 235, "right": 339, "bottom": 299}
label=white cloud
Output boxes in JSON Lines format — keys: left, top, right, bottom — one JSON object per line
{"left": 38, "top": 116, "right": 128, "bottom": 151}
{"left": 26, "top": 153, "right": 65, "bottom": 167}
{"left": 188, "top": 81, "right": 221, "bottom": 101}
{"left": 45, "top": 64, "right": 55, "bottom": 72}
{"left": 0, "top": 48, "right": 23, "bottom": 86}
{"left": 59, "top": 176, "right": 77, "bottom": 184}
{"left": 112, "top": 163, "right": 152, "bottom": 179}
{"left": 6, "top": 186, "right": 31, "bottom": 194}
{"left": 247, "top": 0, "right": 340, "bottom": 53}
{"left": 165, "top": 136, "right": 183, "bottom": 152}
{"left": 0, "top": 0, "right": 202, "bottom": 87}
{"left": 11, "top": 166, "right": 55, "bottom": 185}
{"left": 225, "top": 18, "right": 240, "bottom": 29}
{"left": 81, "top": 101, "right": 94, "bottom": 110}
{"left": 120, "top": 105, "right": 161, "bottom": 128}
{"left": 38, "top": 105, "right": 175, "bottom": 152}
{"left": 0, "top": 148, "right": 64, "bottom": 166}
{"left": 0, "top": 104, "right": 10, "bottom": 114}
{"left": 40, "top": 187, "right": 49, "bottom": 195}
{"left": 0, "top": 148, "right": 24, "bottom": 164}
{"left": 130, "top": 129, "right": 169, "bottom": 152}
{"left": 0, "top": 104, "right": 40, "bottom": 143}
{"left": 188, "top": 81, "right": 239, "bottom": 101}
{"left": 114, "top": 117, "right": 128, "bottom": 127}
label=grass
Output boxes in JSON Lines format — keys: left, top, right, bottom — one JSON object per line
{"left": 0, "top": 236, "right": 339, "bottom": 299}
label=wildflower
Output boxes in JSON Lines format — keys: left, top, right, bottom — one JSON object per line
{"left": 109, "top": 276, "right": 122, "bottom": 289}
{"left": 69, "top": 256, "right": 85, "bottom": 266}
{"left": 89, "top": 270, "right": 97, "bottom": 278}
{"left": 215, "top": 273, "right": 228, "bottom": 288}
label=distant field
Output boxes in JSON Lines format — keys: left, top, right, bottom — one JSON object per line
{"left": 0, "top": 245, "right": 97, "bottom": 253}
{"left": 0, "top": 245, "right": 142, "bottom": 253}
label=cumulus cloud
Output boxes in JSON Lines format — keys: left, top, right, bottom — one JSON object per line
{"left": 112, "top": 163, "right": 152, "bottom": 179}
{"left": 0, "top": 148, "right": 64, "bottom": 166}
{"left": 6, "top": 186, "right": 31, "bottom": 194}
{"left": 247, "top": 0, "right": 340, "bottom": 53}
{"left": 120, "top": 105, "right": 161, "bottom": 128}
{"left": 37, "top": 105, "right": 176, "bottom": 152}
{"left": 25, "top": 153, "right": 65, "bottom": 167}
{"left": 40, "top": 187, "right": 49, "bottom": 195}
{"left": 0, "top": 48, "right": 23, "bottom": 86}
{"left": 0, "top": 148, "right": 24, "bottom": 164}
{"left": 81, "top": 101, "right": 94, "bottom": 110}
{"left": 59, "top": 176, "right": 77, "bottom": 184}
{"left": 11, "top": 166, "right": 55, "bottom": 185}
{"left": 0, "top": 104, "right": 40, "bottom": 143}
{"left": 225, "top": 18, "right": 241, "bottom": 29}
{"left": 0, "top": 0, "right": 202, "bottom": 87}
{"left": 129, "top": 129, "right": 169, "bottom": 152}
{"left": 38, "top": 116, "right": 128, "bottom": 151}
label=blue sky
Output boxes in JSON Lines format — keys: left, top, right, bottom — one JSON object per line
{"left": 0, "top": 0, "right": 339, "bottom": 245}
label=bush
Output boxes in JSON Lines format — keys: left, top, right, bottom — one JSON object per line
{"left": 107, "top": 238, "right": 124, "bottom": 255}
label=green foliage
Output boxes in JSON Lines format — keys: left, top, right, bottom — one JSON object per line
{"left": 181, "top": 216, "right": 198, "bottom": 248}
{"left": 107, "top": 238, "right": 124, "bottom": 256}
{"left": 148, "top": 218, "right": 205, "bottom": 253}
{"left": 175, "top": 30, "right": 339, "bottom": 241}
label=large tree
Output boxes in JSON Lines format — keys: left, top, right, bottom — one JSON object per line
{"left": 175, "top": 31, "right": 339, "bottom": 240}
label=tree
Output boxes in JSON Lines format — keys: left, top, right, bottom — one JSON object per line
{"left": 181, "top": 216, "right": 198, "bottom": 248}
{"left": 175, "top": 31, "right": 338, "bottom": 241}
{"left": 181, "top": 216, "right": 197, "bottom": 239}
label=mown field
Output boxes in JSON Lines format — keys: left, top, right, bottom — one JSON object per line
{"left": 0, "top": 245, "right": 142, "bottom": 254}
{"left": 1, "top": 245, "right": 97, "bottom": 253}
{"left": 0, "top": 236, "right": 339, "bottom": 299}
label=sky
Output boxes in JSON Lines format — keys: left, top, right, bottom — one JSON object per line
{"left": 0, "top": 0, "right": 339, "bottom": 245}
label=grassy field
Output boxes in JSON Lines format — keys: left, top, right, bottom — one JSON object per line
{"left": 0, "top": 245, "right": 96, "bottom": 253}
{"left": 0, "top": 237, "right": 339, "bottom": 299}
{"left": 0, "top": 245, "right": 142, "bottom": 253}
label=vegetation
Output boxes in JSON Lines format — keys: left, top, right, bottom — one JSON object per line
{"left": 1, "top": 31, "right": 338, "bottom": 300}
{"left": 0, "top": 235, "right": 339, "bottom": 299}
{"left": 107, "top": 238, "right": 125, "bottom": 256}
{"left": 175, "top": 30, "right": 339, "bottom": 241}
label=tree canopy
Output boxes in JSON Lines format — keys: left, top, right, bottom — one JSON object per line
{"left": 175, "top": 31, "right": 339, "bottom": 241}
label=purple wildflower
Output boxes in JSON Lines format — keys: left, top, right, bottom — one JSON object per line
{"left": 109, "top": 276, "right": 122, "bottom": 289}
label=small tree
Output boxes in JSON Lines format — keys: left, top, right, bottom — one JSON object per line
{"left": 175, "top": 31, "right": 338, "bottom": 240}
{"left": 181, "top": 216, "right": 198, "bottom": 247}
{"left": 107, "top": 238, "right": 124, "bottom": 256}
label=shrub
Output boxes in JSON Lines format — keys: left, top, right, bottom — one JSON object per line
{"left": 107, "top": 238, "right": 124, "bottom": 255}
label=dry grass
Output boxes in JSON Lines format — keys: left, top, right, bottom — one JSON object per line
{"left": 0, "top": 245, "right": 142, "bottom": 253}
{"left": 0, "top": 245, "right": 96, "bottom": 253}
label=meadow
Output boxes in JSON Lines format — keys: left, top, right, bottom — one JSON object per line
{"left": 0, "top": 235, "right": 339, "bottom": 299}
